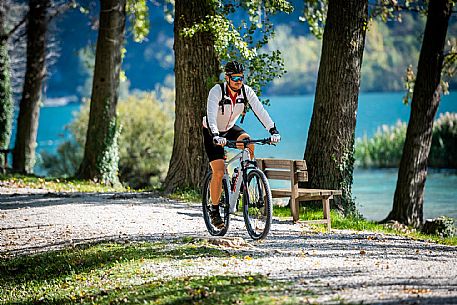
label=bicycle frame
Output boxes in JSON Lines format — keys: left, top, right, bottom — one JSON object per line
{"left": 223, "top": 147, "right": 251, "bottom": 214}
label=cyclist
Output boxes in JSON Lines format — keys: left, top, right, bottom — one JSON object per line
{"left": 202, "top": 61, "right": 281, "bottom": 229}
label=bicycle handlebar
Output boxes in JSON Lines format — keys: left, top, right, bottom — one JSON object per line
{"left": 225, "top": 138, "right": 273, "bottom": 149}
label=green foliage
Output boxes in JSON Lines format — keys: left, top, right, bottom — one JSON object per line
{"left": 41, "top": 141, "right": 83, "bottom": 177}
{"left": 335, "top": 140, "right": 358, "bottom": 217}
{"left": 0, "top": 40, "right": 13, "bottom": 159}
{"left": 297, "top": 1, "right": 457, "bottom": 95}
{"left": 265, "top": 15, "right": 432, "bottom": 95}
{"left": 355, "top": 120, "right": 407, "bottom": 168}
{"left": 355, "top": 112, "right": 457, "bottom": 168}
{"left": 181, "top": 0, "right": 293, "bottom": 101}
{"left": 402, "top": 64, "right": 416, "bottom": 104}
{"left": 361, "top": 16, "right": 422, "bottom": 93}
{"left": 126, "top": 0, "right": 149, "bottom": 42}
{"left": 0, "top": 173, "right": 128, "bottom": 192}
{"left": 116, "top": 93, "right": 174, "bottom": 188}
{"left": 442, "top": 37, "right": 457, "bottom": 95}
{"left": 370, "top": 1, "right": 457, "bottom": 102}
{"left": 429, "top": 112, "right": 457, "bottom": 168}
{"left": 422, "top": 216, "right": 456, "bottom": 238}
{"left": 370, "top": 0, "right": 427, "bottom": 23}
{"left": 263, "top": 25, "right": 321, "bottom": 95}
{"left": 41, "top": 92, "right": 174, "bottom": 188}
{"left": 301, "top": 0, "right": 327, "bottom": 39}
{"left": 97, "top": 115, "right": 121, "bottom": 185}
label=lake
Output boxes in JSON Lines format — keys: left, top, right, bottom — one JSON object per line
{"left": 9, "top": 91, "right": 457, "bottom": 221}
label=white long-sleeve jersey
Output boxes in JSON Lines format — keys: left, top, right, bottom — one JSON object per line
{"left": 202, "top": 83, "right": 275, "bottom": 136}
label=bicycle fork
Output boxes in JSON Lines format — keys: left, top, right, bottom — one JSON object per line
{"left": 226, "top": 172, "right": 244, "bottom": 214}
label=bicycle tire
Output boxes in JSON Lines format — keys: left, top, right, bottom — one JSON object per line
{"left": 202, "top": 172, "right": 230, "bottom": 236}
{"left": 242, "top": 169, "right": 273, "bottom": 240}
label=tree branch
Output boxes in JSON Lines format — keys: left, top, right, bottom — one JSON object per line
{"left": 1, "top": 15, "right": 27, "bottom": 42}
{"left": 47, "top": 0, "right": 77, "bottom": 22}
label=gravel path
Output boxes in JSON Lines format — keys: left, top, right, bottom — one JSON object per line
{"left": 1, "top": 188, "right": 456, "bottom": 304}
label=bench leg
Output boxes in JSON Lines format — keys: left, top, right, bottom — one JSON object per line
{"left": 322, "top": 198, "right": 331, "bottom": 231}
{"left": 290, "top": 197, "right": 299, "bottom": 223}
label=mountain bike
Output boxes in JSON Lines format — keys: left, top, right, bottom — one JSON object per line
{"left": 202, "top": 138, "right": 274, "bottom": 240}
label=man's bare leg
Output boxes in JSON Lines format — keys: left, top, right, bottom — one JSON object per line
{"left": 210, "top": 159, "right": 225, "bottom": 205}
{"left": 236, "top": 133, "right": 254, "bottom": 159}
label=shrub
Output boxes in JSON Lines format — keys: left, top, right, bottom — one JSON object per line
{"left": 355, "top": 120, "right": 407, "bottom": 168}
{"left": 422, "top": 216, "right": 456, "bottom": 238}
{"left": 355, "top": 112, "right": 457, "bottom": 169}
{"left": 429, "top": 112, "right": 457, "bottom": 168}
{"left": 41, "top": 92, "right": 174, "bottom": 188}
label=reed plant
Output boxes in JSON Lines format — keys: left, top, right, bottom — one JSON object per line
{"left": 355, "top": 112, "right": 457, "bottom": 169}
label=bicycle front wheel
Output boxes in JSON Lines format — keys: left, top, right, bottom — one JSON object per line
{"left": 243, "top": 169, "right": 273, "bottom": 240}
{"left": 202, "top": 172, "right": 230, "bottom": 236}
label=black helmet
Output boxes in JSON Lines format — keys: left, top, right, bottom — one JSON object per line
{"left": 225, "top": 61, "right": 244, "bottom": 75}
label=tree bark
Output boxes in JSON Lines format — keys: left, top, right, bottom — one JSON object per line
{"left": 76, "top": 0, "right": 126, "bottom": 185}
{"left": 163, "top": 0, "right": 219, "bottom": 193}
{"left": 12, "top": 0, "right": 50, "bottom": 173}
{"left": 0, "top": 2, "right": 14, "bottom": 167}
{"left": 304, "top": 0, "right": 368, "bottom": 214}
{"left": 385, "top": 0, "right": 452, "bottom": 228}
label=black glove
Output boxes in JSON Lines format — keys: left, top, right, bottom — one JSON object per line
{"left": 269, "top": 126, "right": 279, "bottom": 135}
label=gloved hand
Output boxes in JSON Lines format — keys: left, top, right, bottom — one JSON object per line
{"left": 269, "top": 126, "right": 281, "bottom": 144}
{"left": 213, "top": 135, "right": 227, "bottom": 146}
{"left": 270, "top": 133, "right": 281, "bottom": 143}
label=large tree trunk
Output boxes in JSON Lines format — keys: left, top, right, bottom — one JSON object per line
{"left": 385, "top": 0, "right": 452, "bottom": 228}
{"left": 12, "top": 0, "right": 50, "bottom": 173}
{"left": 0, "top": 2, "right": 14, "bottom": 167}
{"left": 304, "top": 0, "right": 368, "bottom": 214}
{"left": 76, "top": 0, "right": 126, "bottom": 184}
{"left": 163, "top": 0, "right": 219, "bottom": 193}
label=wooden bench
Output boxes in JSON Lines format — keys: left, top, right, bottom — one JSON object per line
{"left": 257, "top": 158, "right": 342, "bottom": 230}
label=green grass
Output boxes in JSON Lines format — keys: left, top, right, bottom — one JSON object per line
{"left": 273, "top": 205, "right": 457, "bottom": 246}
{"left": 0, "top": 173, "right": 129, "bottom": 193}
{"left": 0, "top": 239, "right": 305, "bottom": 305}
{"left": 167, "top": 187, "right": 201, "bottom": 203}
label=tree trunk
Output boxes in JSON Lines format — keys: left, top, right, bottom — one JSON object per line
{"left": 304, "top": 0, "right": 368, "bottom": 214}
{"left": 0, "top": 2, "right": 14, "bottom": 167}
{"left": 12, "top": 0, "right": 50, "bottom": 173}
{"left": 76, "top": 0, "right": 126, "bottom": 185}
{"left": 385, "top": 0, "right": 452, "bottom": 228}
{"left": 163, "top": 0, "right": 219, "bottom": 193}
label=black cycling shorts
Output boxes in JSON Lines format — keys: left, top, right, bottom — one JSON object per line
{"left": 203, "top": 125, "right": 247, "bottom": 162}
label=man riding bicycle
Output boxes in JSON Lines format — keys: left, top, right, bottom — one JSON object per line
{"left": 202, "top": 61, "right": 281, "bottom": 229}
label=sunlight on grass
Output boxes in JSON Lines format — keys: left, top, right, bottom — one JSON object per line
{"left": 0, "top": 240, "right": 306, "bottom": 305}
{"left": 0, "top": 173, "right": 128, "bottom": 193}
{"left": 168, "top": 187, "right": 201, "bottom": 203}
{"left": 273, "top": 205, "right": 457, "bottom": 246}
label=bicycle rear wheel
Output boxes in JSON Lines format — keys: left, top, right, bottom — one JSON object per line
{"left": 243, "top": 169, "right": 272, "bottom": 240}
{"left": 202, "top": 172, "right": 230, "bottom": 236}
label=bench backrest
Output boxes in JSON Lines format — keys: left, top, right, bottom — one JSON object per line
{"left": 257, "top": 158, "right": 307, "bottom": 183}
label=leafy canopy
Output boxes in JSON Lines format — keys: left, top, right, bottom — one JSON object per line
{"left": 181, "top": 0, "right": 294, "bottom": 102}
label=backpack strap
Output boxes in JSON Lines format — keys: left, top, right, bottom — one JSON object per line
{"left": 218, "top": 83, "right": 225, "bottom": 115}
{"left": 240, "top": 84, "right": 249, "bottom": 124}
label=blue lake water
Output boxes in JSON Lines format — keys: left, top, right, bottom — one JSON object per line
{"left": 9, "top": 91, "right": 457, "bottom": 221}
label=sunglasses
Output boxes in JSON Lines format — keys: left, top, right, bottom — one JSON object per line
{"left": 229, "top": 75, "right": 244, "bottom": 82}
